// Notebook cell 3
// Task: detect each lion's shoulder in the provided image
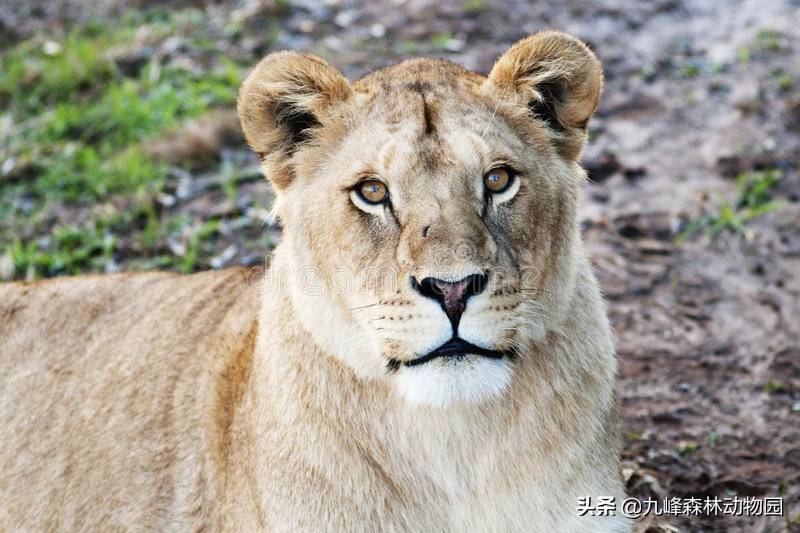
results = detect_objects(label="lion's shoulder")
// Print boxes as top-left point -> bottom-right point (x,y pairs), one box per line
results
0,268 -> 259,361
0,268 -> 260,529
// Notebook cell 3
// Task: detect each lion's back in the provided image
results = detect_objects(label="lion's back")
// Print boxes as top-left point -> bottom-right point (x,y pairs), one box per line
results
0,268 -> 260,530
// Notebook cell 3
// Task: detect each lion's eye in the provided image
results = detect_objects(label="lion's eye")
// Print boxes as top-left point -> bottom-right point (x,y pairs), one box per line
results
357,179 -> 388,204
483,167 -> 513,193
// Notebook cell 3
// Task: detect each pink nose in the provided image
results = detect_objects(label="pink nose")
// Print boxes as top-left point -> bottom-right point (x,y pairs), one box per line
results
411,273 -> 489,331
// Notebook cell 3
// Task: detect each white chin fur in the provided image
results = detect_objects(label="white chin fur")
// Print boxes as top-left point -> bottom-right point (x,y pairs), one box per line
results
395,356 -> 512,408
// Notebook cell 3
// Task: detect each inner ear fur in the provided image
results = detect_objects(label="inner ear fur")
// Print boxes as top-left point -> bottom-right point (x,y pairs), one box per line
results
487,31 -> 604,161
237,52 -> 351,189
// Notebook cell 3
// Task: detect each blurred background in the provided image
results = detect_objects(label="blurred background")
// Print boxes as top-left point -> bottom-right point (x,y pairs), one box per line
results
1,0 -> 798,530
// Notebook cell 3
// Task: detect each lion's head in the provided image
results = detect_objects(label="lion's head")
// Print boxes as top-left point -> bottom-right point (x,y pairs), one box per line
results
238,31 -> 603,408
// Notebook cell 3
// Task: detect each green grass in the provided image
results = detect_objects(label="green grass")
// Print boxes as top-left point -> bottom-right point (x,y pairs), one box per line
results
738,28 -> 785,63
462,0 -> 485,12
0,33 -> 118,115
678,441 -> 698,455
772,69 -> 795,91
220,158 -> 243,206
678,170 -> 788,242
764,380 -> 786,394
5,195 -> 230,279
2,36 -> 243,203
8,219 -> 116,279
680,63 -> 701,79
755,29 -> 783,51
0,7 -> 255,280
429,32 -> 462,52
181,219 -> 221,274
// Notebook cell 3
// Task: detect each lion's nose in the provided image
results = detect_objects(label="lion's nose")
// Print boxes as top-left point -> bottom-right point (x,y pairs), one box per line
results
410,273 -> 488,331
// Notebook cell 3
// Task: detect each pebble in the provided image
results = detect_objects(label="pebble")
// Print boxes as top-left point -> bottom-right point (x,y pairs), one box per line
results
370,23 -> 386,38
210,244 -> 238,269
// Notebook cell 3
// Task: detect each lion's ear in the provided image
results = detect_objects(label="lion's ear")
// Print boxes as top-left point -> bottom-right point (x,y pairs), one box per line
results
487,31 -> 603,161
237,52 -> 351,189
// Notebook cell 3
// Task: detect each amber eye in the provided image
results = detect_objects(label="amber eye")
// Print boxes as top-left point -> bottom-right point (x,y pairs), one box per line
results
357,179 -> 388,204
483,167 -> 513,193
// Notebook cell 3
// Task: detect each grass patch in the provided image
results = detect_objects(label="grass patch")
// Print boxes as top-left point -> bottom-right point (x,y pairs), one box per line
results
4,200 -> 230,279
463,0 -> 485,12
677,169 -> 788,242
755,28 -> 783,51
0,33 -> 119,115
181,219 -> 221,273
772,69 -> 795,91
429,32 -> 463,53
764,381 -> 786,394
8,220 -> 116,279
0,7 -> 255,280
677,441 -> 698,455
680,62 -> 702,79
2,36 -> 243,203
738,28 -> 785,63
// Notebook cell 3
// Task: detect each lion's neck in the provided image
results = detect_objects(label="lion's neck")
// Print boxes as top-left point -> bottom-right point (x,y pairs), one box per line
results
240,247 -> 618,518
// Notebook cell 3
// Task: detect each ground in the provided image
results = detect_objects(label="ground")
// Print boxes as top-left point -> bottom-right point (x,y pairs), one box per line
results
1,1 -> 798,531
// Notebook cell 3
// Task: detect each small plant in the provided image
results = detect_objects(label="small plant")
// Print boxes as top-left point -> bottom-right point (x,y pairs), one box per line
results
764,381 -> 786,394
429,32 -> 463,53
463,0 -> 484,12
755,29 -> 782,51
680,63 -> 701,79
626,431 -> 643,442
221,158 -> 241,206
677,169 -> 788,242
678,441 -> 698,455
775,71 -> 795,91
180,219 -> 220,273
738,28 -> 784,63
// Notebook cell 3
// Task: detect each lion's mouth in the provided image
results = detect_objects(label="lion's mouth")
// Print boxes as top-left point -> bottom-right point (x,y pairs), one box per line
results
388,338 -> 514,370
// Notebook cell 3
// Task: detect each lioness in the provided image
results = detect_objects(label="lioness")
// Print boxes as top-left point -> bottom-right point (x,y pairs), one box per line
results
0,32 -> 629,531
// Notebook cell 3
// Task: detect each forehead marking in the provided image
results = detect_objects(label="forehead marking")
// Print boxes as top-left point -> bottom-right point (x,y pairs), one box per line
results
420,93 -> 435,135
405,81 -> 433,94
404,81 -> 437,136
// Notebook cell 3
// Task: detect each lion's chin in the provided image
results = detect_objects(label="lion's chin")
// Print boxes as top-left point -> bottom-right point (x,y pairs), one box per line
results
394,355 -> 512,409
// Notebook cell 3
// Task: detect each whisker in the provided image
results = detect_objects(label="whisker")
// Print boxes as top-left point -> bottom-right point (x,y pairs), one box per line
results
350,302 -> 380,312
481,87 -> 507,139
517,309 -> 550,319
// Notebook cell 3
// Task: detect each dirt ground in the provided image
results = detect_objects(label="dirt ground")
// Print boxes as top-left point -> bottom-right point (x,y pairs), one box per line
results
2,0 -> 799,530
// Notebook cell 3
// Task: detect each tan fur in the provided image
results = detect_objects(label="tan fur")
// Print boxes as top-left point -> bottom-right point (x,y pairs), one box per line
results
1,32 -> 628,531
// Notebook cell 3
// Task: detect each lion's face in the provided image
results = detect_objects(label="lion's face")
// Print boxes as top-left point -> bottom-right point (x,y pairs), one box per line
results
239,32 -> 603,407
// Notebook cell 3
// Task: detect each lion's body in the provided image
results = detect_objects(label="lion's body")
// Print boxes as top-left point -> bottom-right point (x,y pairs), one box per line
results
1,32 -> 629,531
0,270 -> 258,530
0,261 -> 625,532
